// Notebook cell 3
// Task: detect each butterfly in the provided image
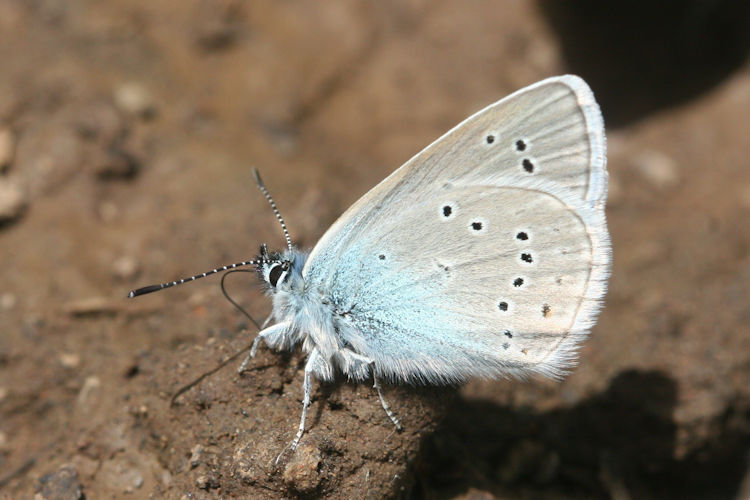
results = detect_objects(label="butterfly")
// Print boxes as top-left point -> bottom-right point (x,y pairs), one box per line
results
130,75 -> 610,460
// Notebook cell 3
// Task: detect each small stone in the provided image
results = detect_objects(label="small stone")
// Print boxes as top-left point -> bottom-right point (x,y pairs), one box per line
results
0,292 -> 16,310
0,177 -> 26,223
36,466 -> 84,500
93,148 -> 139,179
0,127 -> 15,171
189,444 -> 204,469
195,474 -> 220,490
59,352 -> 81,369
131,475 -> 144,490
158,469 -> 172,487
127,404 -> 149,418
633,150 -> 679,190
112,256 -> 139,280
193,0 -> 241,51
282,442 -> 322,494
114,82 -> 157,119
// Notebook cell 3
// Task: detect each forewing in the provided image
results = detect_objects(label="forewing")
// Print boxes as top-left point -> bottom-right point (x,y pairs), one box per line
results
306,76 -> 606,276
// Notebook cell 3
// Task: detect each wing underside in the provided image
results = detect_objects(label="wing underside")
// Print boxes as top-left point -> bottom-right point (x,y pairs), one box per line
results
303,76 -> 610,383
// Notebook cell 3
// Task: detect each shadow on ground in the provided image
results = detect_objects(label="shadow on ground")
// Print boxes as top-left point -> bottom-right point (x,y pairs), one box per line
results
417,370 -> 750,499
539,0 -> 750,127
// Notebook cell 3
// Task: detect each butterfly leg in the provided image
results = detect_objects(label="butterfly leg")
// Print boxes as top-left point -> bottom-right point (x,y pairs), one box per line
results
239,321 -> 291,374
276,348 -> 320,465
372,366 -> 403,431
260,312 -> 274,329
292,356 -> 314,449
339,349 -> 403,431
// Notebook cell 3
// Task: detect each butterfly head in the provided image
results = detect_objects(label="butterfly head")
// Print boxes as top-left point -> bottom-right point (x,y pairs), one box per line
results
257,243 -> 294,290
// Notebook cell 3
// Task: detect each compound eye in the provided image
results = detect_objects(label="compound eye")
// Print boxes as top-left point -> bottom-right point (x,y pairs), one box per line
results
268,263 -> 284,287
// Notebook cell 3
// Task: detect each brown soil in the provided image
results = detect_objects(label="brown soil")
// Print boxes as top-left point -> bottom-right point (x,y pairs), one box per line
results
1,1 -> 749,498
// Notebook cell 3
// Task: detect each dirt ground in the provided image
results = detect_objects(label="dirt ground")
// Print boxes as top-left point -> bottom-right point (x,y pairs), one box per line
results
1,1 -> 749,498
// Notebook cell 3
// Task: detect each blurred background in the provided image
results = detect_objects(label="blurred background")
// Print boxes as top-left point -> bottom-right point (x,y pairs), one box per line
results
1,1 -> 749,498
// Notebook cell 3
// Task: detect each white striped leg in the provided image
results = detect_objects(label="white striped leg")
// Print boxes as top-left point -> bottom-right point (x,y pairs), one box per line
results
372,365 -> 402,431
276,349 -> 318,465
340,350 -> 403,431
237,337 -> 260,374
291,362 -> 313,449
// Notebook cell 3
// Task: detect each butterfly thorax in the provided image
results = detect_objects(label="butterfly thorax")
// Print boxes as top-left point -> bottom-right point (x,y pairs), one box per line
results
256,245 -> 355,376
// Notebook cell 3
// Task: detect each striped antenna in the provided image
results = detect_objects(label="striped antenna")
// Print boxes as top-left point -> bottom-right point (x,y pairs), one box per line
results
253,168 -> 293,251
128,260 -> 259,298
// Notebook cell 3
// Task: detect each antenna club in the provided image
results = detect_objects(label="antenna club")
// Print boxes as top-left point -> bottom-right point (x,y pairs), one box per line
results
252,167 -> 264,187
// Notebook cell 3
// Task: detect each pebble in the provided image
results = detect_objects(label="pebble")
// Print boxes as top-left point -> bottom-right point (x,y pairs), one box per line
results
112,255 -> 139,280
0,292 -> 16,310
0,127 -> 15,171
0,177 -> 26,223
195,473 -> 220,490
36,466 -> 85,500
189,444 -> 204,469
282,442 -> 322,493
193,1 -> 240,51
633,150 -> 679,191
59,352 -> 81,369
93,147 -> 139,179
114,82 -> 157,119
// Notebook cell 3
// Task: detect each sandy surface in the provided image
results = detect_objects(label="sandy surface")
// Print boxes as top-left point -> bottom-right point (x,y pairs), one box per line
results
1,1 -> 749,498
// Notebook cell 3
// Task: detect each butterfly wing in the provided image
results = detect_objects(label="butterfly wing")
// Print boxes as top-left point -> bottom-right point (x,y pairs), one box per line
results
303,75 -> 610,383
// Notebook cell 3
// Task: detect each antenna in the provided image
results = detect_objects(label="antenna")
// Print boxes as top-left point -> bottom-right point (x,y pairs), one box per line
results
253,168 -> 293,251
128,260 -> 259,298
129,170 -> 291,298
